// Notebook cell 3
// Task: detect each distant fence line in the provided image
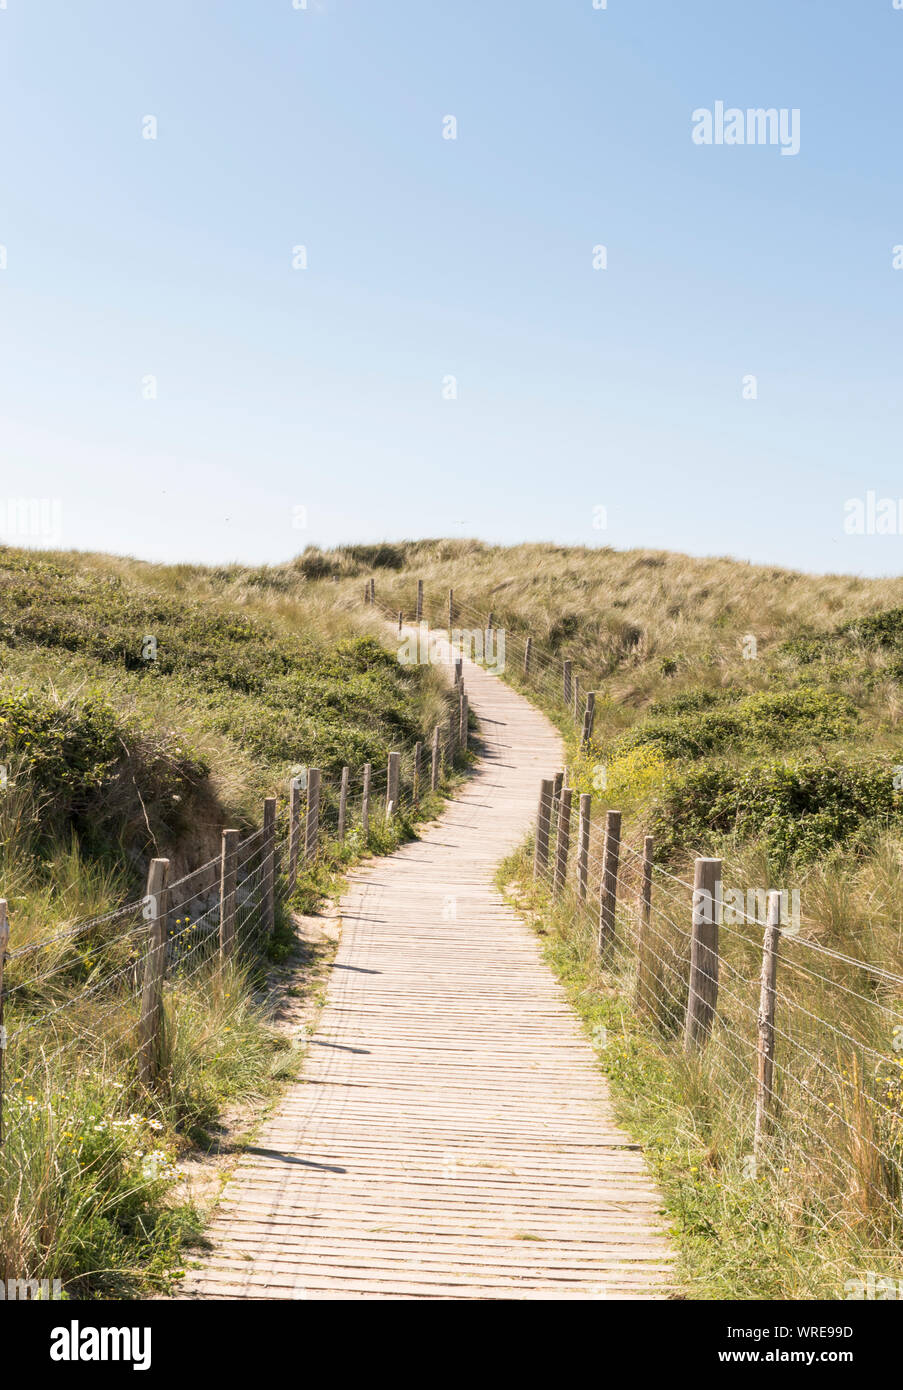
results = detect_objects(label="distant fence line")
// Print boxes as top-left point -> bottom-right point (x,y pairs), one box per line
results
364,574 -> 596,733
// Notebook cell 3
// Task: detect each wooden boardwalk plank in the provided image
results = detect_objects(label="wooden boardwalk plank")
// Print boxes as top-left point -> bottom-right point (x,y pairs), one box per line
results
178,655 -> 673,1300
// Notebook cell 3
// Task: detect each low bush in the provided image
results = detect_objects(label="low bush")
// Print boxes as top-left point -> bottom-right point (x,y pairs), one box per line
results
649,756 -> 901,862
0,690 -> 209,858
612,688 -> 857,763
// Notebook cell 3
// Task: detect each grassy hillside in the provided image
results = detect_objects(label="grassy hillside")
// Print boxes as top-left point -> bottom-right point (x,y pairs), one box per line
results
0,546 -> 454,1297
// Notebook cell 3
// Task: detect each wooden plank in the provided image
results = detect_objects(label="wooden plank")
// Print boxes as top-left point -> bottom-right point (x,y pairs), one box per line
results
413,742 -> 422,804
598,809 -> 621,956
533,779 -> 554,880
386,751 -> 401,818
431,727 -> 440,792
219,830 -> 240,960
262,797 -> 277,935
554,788 -> 572,893
361,763 -> 371,836
338,766 -> 349,842
138,858 -> 169,1089
577,793 -> 591,900
754,891 -> 782,1155
287,779 -> 302,888
684,857 -> 721,1051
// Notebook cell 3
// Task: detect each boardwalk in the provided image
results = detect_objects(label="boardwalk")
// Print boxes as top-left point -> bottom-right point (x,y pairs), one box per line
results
180,659 -> 673,1299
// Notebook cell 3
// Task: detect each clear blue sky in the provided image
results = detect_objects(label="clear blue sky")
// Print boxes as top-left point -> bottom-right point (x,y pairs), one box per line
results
1,0 -> 901,575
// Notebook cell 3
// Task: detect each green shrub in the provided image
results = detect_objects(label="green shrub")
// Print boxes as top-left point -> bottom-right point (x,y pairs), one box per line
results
613,688 -> 856,762
845,607 -> 903,651
780,634 -> 830,664
547,613 -> 582,649
781,607 -> 903,668
649,757 -> 902,862
289,547 -> 343,580
338,543 -> 407,570
0,691 -> 208,856
648,687 -> 737,717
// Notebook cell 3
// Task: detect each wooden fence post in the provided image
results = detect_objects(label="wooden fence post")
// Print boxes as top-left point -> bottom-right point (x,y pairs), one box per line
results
754,891 -> 782,1155
597,811 -> 622,955
577,794 -> 591,900
563,660 -> 572,707
398,610 -> 403,635
552,770 -> 563,818
338,766 -> 349,842
304,769 -> 321,863
458,687 -> 467,748
287,776 -> 302,889
138,857 -> 170,1090
448,588 -> 454,630
447,713 -> 456,763
262,797 -> 277,936
416,580 -> 423,622
219,829 -> 240,961
0,899 -> 9,1147
455,657 -> 463,686
413,742 -> 422,803
684,857 -> 722,1052
431,727 -> 440,791
369,577 -> 375,603
573,674 -> 580,724
554,788 -> 572,893
361,763 -> 371,836
461,692 -> 468,750
487,610 -> 494,632
524,637 -> 532,679
386,750 -> 400,817
634,835 -> 662,1022
364,582 -> 370,605
533,778 -> 554,880
581,692 -> 596,748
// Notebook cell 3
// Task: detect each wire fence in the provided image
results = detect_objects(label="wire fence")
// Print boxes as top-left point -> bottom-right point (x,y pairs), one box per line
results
0,681 -> 473,1139
528,775 -> 903,1262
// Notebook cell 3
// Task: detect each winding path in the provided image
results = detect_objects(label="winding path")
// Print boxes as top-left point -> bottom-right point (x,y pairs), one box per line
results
180,658 -> 673,1300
